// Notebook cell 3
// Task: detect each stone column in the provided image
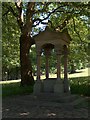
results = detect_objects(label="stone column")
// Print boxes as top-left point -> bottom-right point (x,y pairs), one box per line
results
63,45 -> 70,93
37,51 -> 41,81
54,48 -> 64,94
56,51 -> 61,80
45,49 -> 51,79
33,49 -> 42,94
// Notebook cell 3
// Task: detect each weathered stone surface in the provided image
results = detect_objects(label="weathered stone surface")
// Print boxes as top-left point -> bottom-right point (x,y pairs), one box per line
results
43,79 -> 56,92
54,80 -> 64,94
33,80 -> 43,94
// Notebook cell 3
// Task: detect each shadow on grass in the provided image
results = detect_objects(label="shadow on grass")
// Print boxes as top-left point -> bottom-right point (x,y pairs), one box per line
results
69,71 -> 83,74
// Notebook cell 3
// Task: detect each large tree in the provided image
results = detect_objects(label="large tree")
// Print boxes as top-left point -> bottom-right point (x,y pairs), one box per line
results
2,2 -> 90,86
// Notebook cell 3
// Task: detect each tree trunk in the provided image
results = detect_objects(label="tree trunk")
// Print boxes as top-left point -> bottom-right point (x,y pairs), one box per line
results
20,34 -> 34,86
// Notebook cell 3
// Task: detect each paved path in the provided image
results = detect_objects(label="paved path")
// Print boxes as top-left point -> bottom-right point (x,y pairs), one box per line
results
2,93 -> 89,118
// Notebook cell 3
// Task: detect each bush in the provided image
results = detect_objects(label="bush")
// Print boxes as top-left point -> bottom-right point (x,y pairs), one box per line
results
69,76 -> 90,96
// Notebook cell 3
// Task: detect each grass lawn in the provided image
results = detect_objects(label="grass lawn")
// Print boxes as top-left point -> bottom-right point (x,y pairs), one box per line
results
2,83 -> 33,97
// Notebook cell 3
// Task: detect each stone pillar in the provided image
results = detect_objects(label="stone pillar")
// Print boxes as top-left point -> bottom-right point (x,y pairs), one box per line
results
37,51 -> 41,80
33,49 -> 42,94
45,49 -> 51,79
56,51 -> 61,80
63,45 -> 70,93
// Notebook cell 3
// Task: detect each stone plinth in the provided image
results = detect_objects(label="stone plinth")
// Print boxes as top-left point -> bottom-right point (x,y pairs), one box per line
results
54,80 -> 64,94
33,80 -> 43,95
33,78 -> 64,94
43,79 -> 56,92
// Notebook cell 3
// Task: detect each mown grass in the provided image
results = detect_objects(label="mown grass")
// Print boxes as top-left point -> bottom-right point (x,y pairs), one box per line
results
2,76 -> 90,97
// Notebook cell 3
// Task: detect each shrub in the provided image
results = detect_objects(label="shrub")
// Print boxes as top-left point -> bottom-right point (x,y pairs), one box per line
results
69,76 -> 90,96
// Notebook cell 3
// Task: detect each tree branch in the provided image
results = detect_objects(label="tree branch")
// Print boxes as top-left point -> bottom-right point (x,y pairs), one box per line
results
33,5 -> 64,26
34,2 -> 51,14
32,5 -> 75,29
2,3 -> 18,18
15,0 -> 24,31
22,2 -> 35,35
9,5 -> 18,18
3,2 -> 24,31
3,10 -> 9,17
72,17 -> 83,45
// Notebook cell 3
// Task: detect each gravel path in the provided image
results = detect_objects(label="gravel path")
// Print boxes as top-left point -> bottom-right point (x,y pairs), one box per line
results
2,93 -> 89,118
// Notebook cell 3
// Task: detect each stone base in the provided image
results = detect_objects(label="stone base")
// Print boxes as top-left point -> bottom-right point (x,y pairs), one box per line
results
43,79 -> 56,92
33,79 -> 65,94
54,80 -> 64,94
63,79 -> 71,93
33,80 -> 43,95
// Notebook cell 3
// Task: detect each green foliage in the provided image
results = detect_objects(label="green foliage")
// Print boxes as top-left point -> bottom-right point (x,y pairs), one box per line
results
68,17 -> 89,66
50,15 -> 89,71
49,3 -> 90,71
69,76 -> 90,96
2,4 -> 20,79
2,4 -> 20,69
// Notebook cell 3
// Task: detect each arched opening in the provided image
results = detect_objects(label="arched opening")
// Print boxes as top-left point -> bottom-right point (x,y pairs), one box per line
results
41,43 -> 55,80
